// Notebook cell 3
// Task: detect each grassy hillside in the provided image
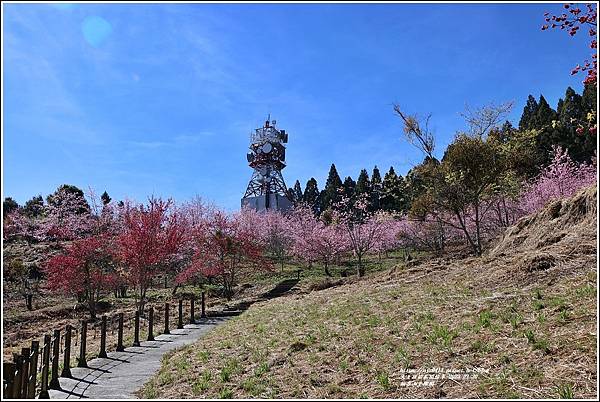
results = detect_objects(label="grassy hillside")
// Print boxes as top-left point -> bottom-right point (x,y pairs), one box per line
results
140,187 -> 597,399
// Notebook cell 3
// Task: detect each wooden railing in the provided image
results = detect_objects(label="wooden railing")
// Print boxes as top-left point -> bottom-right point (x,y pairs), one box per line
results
2,293 -> 207,399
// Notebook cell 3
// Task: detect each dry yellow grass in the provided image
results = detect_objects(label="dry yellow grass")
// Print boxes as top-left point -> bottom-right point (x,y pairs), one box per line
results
140,187 -> 598,399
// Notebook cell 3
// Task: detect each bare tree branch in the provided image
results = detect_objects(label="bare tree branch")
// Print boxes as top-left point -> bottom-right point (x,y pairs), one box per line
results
461,101 -> 514,138
393,104 -> 435,159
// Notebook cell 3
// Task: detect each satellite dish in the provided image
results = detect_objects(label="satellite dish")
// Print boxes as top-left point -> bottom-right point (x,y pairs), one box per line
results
262,143 -> 273,153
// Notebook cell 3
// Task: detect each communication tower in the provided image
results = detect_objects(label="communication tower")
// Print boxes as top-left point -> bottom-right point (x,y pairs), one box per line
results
241,116 -> 293,211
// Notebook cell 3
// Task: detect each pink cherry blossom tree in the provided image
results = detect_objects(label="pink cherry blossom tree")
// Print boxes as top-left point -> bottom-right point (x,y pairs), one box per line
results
259,209 -> 294,271
289,206 -> 351,276
115,197 -> 188,313
41,188 -> 95,242
44,235 -> 114,318
520,146 -> 596,213
336,194 -> 389,277
178,209 -> 269,300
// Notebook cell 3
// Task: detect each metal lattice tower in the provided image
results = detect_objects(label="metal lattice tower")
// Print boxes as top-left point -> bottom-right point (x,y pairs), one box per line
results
241,116 -> 293,211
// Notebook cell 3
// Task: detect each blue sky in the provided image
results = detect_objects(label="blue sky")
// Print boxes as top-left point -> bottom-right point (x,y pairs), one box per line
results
3,2 -> 593,210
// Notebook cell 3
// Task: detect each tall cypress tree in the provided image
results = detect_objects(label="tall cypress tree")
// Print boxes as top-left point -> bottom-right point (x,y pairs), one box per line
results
536,86 -> 593,164
381,166 -> 405,212
518,95 -> 539,131
101,191 -> 112,206
559,87 -> 585,123
303,178 -> 321,215
320,164 -> 343,211
354,169 -> 371,210
342,176 -> 356,205
293,180 -> 303,204
370,166 -> 383,211
533,95 -> 557,129
355,169 -> 371,196
582,83 -> 597,113
556,98 -> 564,114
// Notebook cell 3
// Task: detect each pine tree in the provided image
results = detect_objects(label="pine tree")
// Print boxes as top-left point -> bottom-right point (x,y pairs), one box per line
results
303,178 -> 321,215
320,164 -> 343,211
518,95 -> 539,130
559,87 -> 585,124
355,169 -> 371,196
533,95 -> 557,128
101,191 -> 112,206
381,167 -> 405,212
342,176 -> 355,200
23,195 -> 44,218
582,83 -> 597,113
556,98 -> 564,116
293,180 -> 303,203
493,120 -> 515,144
537,86 -> 594,165
3,197 -> 19,217
370,166 -> 383,211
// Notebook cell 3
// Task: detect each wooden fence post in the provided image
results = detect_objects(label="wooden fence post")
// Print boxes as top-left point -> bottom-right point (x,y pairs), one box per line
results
12,354 -> 24,398
99,316 -> 107,358
61,324 -> 72,377
133,311 -> 140,347
147,307 -> 154,341
116,313 -> 125,351
3,362 -> 15,399
49,329 -> 60,389
178,299 -> 183,329
27,341 -> 39,398
77,320 -> 87,368
38,335 -> 51,398
20,348 -> 30,398
190,297 -> 195,324
201,291 -> 206,318
164,303 -> 170,334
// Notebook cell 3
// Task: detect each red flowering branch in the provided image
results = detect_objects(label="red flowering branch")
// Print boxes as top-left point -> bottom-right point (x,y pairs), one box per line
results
542,3 -> 598,85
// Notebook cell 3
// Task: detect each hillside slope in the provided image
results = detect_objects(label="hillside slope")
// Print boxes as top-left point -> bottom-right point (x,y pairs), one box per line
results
141,186 -> 597,399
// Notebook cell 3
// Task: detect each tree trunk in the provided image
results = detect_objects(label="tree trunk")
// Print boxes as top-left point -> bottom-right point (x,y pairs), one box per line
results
88,296 -> 96,320
138,285 -> 148,316
357,254 -> 365,277
26,294 -> 33,311
324,261 -> 332,277
474,204 -> 482,256
455,211 -> 479,256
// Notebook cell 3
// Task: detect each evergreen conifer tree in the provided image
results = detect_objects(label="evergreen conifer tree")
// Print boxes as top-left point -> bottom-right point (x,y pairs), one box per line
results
303,178 -> 321,215
320,164 -> 343,211
533,95 -> 557,128
355,169 -> 371,196
381,166 -> 405,212
370,166 -> 383,211
293,180 -> 303,204
101,191 -> 112,206
518,95 -> 539,130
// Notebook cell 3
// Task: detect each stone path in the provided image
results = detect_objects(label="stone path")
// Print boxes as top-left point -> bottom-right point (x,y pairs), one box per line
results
48,317 -> 228,399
